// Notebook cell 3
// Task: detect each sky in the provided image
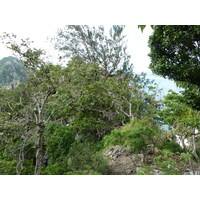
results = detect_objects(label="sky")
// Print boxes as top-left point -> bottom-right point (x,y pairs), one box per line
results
125,26 -> 153,73
0,0 -> 156,73
0,20 -> 178,94
0,11 -> 179,95
0,23 -> 153,73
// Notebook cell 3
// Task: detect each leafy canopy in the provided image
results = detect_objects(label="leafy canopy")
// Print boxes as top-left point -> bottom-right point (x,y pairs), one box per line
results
149,25 -> 200,87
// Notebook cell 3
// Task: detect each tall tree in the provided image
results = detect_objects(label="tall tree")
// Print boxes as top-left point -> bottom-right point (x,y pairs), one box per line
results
50,58 -> 160,137
0,33 -> 69,174
54,25 -> 133,78
0,29 -> 162,175
149,25 -> 200,87
148,26 -> 200,113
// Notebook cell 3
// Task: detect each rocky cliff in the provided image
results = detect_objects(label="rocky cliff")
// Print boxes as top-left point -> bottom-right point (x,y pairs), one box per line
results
0,56 -> 26,88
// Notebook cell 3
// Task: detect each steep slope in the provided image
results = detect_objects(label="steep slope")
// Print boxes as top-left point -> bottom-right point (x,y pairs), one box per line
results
0,56 -> 26,88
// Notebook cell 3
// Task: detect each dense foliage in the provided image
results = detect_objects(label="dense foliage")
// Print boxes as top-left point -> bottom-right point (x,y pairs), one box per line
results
149,25 -> 200,87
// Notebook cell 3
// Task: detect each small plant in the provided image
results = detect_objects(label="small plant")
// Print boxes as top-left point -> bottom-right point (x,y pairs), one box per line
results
67,135 -> 109,174
103,129 -> 124,147
155,150 -> 181,175
180,153 -> 192,161
64,170 -> 101,175
158,140 -> 184,153
136,167 -> 153,175
103,118 -> 160,154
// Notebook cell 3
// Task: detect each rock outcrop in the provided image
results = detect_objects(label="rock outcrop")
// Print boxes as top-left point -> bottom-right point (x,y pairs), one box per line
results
104,145 -> 155,175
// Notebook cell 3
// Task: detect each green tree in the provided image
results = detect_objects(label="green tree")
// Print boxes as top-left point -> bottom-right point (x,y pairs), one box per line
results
0,28 -> 163,175
0,87 -> 36,174
160,91 -> 200,157
148,26 -> 200,161
51,58 -> 160,137
0,33 -> 71,174
149,25 -> 200,87
54,25 -> 133,79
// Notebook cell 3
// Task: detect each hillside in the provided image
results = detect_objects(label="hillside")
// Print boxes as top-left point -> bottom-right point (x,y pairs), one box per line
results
0,56 -> 26,88
1,25 -> 200,176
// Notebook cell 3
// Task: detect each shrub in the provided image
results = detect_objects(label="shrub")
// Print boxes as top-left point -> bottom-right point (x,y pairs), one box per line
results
64,170 -> 101,175
158,140 -> 184,153
154,150 -> 181,175
44,122 -> 75,161
124,127 -> 154,153
103,130 -> 124,147
136,167 -> 153,175
66,135 -> 109,174
0,159 -> 17,175
103,118 -> 161,154
41,159 -> 68,175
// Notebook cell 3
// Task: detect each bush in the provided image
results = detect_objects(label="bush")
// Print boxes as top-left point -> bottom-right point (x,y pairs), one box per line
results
64,170 -> 101,175
136,167 -> 153,175
158,140 -> 184,153
0,159 -> 17,175
42,159 -> 68,175
66,135 -> 109,174
124,127 -> 154,153
44,122 -> 75,161
103,118 -> 160,154
154,150 -> 181,175
103,130 -> 124,147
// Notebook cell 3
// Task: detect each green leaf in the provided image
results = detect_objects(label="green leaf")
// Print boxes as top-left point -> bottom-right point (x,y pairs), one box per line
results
138,25 -> 146,33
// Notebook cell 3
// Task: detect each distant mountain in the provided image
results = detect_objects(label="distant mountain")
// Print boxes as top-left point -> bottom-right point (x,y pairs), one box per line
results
0,56 -> 26,88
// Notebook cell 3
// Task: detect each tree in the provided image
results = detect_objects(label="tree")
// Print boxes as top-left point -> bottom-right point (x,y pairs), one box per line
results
138,25 -> 154,32
54,25 -> 161,133
0,33 -> 70,174
54,25 -> 133,79
175,82 -> 200,111
149,25 -> 200,87
160,91 -> 200,157
50,57 -> 160,137
0,86 -> 36,174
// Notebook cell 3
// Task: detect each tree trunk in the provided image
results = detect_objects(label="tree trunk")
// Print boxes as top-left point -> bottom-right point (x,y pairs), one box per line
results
180,136 -> 186,150
192,129 -> 198,159
34,125 -> 45,175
